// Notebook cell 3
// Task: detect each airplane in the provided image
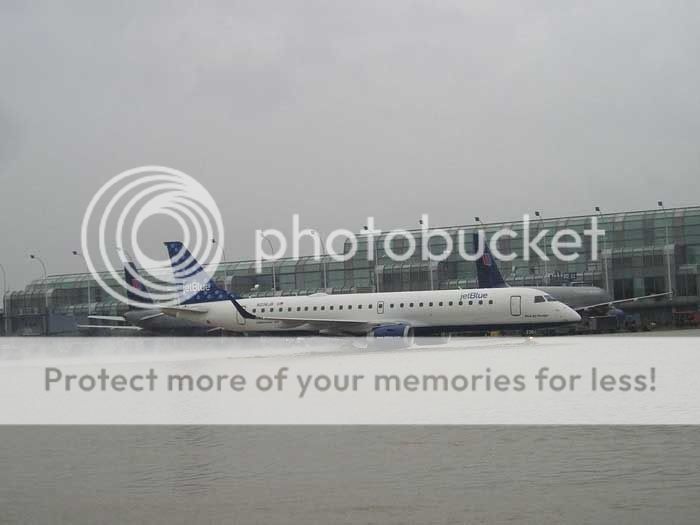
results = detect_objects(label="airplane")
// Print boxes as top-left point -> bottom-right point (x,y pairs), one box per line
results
473,234 -> 671,318
159,241 -> 582,338
78,262 -> 216,336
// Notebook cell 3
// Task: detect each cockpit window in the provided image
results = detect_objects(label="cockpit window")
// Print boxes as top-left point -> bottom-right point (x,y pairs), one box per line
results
544,295 -> 557,302
534,295 -> 546,303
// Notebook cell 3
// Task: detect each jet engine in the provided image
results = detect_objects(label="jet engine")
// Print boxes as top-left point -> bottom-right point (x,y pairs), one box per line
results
366,324 -> 414,348
371,324 -> 414,338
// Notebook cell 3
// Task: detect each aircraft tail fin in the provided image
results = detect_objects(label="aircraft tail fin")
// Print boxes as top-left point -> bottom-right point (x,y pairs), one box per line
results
164,241 -> 255,318
474,233 -> 508,288
124,262 -> 154,308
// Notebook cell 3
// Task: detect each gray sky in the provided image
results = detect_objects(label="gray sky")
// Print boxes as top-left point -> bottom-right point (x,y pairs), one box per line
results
1,1 -> 699,289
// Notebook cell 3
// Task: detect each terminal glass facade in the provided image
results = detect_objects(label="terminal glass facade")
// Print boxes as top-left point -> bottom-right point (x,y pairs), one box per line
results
5,206 -> 700,334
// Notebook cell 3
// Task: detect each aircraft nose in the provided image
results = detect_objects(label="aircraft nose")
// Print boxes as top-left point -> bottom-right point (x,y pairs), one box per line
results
567,308 -> 582,323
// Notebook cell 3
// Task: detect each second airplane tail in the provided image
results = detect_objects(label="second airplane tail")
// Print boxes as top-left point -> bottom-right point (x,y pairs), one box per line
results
124,261 -> 154,308
474,233 -> 508,288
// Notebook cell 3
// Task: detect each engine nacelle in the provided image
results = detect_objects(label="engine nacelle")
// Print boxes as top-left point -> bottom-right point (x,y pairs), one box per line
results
371,324 -> 413,338
609,307 -> 626,320
366,324 -> 414,349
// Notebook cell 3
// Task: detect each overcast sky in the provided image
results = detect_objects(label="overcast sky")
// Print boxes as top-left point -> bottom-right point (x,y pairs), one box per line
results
1,1 -> 699,289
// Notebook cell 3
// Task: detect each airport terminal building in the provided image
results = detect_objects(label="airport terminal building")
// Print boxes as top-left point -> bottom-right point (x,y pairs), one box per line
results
4,205 -> 700,335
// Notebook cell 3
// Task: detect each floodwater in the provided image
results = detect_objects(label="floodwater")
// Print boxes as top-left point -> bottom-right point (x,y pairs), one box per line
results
1,333 -> 700,522
1,426 -> 700,524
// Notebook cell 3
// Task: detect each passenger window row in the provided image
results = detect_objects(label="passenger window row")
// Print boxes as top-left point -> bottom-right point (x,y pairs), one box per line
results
251,299 -> 494,314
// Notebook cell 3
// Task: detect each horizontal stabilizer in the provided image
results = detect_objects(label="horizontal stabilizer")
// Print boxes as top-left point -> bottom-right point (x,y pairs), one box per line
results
87,315 -> 127,322
137,312 -> 165,322
160,306 -> 210,317
77,324 -> 143,331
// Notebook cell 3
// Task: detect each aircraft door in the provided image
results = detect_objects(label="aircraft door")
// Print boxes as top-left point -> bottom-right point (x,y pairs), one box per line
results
377,301 -> 384,314
510,296 -> 522,316
236,310 -> 246,325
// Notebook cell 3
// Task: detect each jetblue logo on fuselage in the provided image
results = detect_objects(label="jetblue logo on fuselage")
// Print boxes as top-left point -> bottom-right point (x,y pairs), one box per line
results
461,291 -> 489,300
182,282 -> 212,293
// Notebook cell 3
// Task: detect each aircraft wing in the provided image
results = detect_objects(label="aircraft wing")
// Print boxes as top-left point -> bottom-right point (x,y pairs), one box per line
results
255,314 -> 412,335
576,292 -> 672,313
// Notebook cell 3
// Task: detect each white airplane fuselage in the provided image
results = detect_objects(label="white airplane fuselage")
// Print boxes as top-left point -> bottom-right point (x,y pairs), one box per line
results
168,287 -> 581,335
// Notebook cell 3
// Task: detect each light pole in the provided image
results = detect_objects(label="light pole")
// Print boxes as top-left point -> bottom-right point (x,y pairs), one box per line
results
261,235 -> 277,292
510,265 -> 520,280
72,250 -> 92,315
418,219 -> 434,290
658,201 -> 673,296
595,206 -> 610,293
363,225 -> 380,292
0,263 -> 7,336
309,230 -> 328,290
534,211 -> 548,283
29,254 -> 48,335
211,238 -> 228,291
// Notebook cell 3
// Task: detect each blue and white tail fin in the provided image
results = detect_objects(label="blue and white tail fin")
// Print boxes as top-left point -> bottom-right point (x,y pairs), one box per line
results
124,262 -> 154,308
164,241 -> 255,318
473,233 -> 508,288
164,241 -> 232,304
